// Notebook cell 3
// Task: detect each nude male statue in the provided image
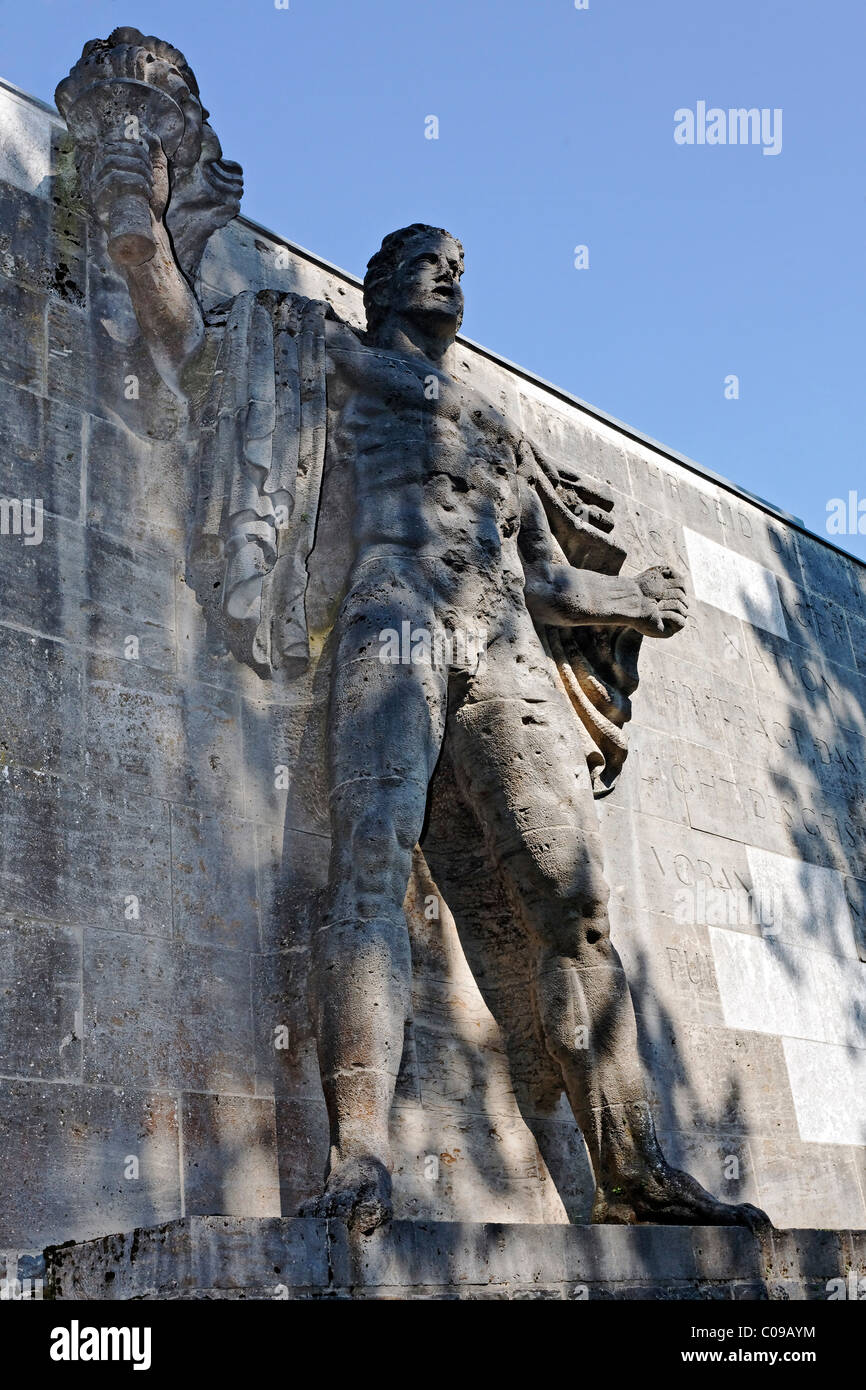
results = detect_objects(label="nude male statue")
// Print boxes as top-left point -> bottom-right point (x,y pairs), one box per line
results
83,110 -> 768,1236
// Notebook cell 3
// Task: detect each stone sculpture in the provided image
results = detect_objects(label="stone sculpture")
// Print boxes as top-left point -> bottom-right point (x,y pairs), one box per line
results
58,28 -> 770,1234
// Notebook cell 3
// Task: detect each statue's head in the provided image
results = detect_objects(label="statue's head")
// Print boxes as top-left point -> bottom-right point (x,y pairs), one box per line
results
364,224 -> 464,341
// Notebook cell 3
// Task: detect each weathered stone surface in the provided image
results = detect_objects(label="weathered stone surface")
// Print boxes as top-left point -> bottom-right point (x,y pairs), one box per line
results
0,514 -> 176,669
749,1137 -> 866,1230
44,1215 -> 866,1301
182,1094 -> 280,1218
0,274 -> 44,392
0,915 -> 81,1080
0,178 -> 84,303
170,805 -> 259,952
0,379 -> 82,519
82,656 -> 244,810
82,931 -> 255,1092
683,527 -> 788,639
1,1081 -> 180,1249
0,770 -> 172,935
0,83 -> 54,199
85,418 -> 187,553
46,1216 -> 328,1300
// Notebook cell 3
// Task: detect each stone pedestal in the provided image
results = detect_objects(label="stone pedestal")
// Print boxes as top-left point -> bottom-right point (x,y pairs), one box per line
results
43,1217 -> 866,1301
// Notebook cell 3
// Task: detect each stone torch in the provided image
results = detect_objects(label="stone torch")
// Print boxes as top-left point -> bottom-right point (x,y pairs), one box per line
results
56,30 -> 204,267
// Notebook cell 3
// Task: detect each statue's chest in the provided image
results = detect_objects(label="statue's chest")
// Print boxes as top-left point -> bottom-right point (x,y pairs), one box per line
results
328,348 -> 516,497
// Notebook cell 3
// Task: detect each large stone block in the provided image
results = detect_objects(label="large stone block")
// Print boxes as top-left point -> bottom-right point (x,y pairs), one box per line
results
82,657 -> 245,811
170,804 -> 259,953
750,1136 -> 866,1231
794,529 -> 864,617
0,514 -> 176,670
0,177 -> 84,303
0,915 -> 81,1081
0,387 -> 83,521
0,770 -> 172,935
0,273 -> 44,393
780,1039 -> 866,1146
82,931 -> 255,1092
0,1080 -> 180,1249
182,1094 -> 280,1217
683,527 -> 788,639
85,418 -> 188,554
639,1016 -> 799,1146
0,626 -> 84,776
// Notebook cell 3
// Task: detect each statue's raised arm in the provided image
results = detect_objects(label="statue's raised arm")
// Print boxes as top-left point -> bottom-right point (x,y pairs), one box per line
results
55,27 -> 243,395
55,28 -> 328,679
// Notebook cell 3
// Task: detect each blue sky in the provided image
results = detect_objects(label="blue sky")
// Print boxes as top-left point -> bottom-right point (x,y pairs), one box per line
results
3,0 -> 864,559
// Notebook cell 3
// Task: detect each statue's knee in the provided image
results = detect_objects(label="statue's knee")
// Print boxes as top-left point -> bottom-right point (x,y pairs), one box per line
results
315,913 -> 412,977
328,800 -> 420,915
354,832 -> 404,889
335,788 -> 422,856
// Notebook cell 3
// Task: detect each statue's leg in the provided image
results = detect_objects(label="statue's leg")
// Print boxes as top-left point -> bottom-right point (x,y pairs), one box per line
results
302,575 -> 447,1232
449,682 -> 770,1230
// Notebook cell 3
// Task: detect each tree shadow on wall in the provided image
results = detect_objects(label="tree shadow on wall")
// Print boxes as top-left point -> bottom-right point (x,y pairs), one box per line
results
724,533 -> 866,1164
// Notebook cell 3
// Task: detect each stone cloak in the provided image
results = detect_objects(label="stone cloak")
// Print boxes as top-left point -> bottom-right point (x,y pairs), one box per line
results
188,288 -> 329,676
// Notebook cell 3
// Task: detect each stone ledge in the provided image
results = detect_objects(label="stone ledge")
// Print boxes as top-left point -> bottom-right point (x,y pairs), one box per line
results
42,1218 -> 866,1301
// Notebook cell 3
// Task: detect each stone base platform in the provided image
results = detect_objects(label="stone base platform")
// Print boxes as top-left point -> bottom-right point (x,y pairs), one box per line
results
43,1218 -> 866,1300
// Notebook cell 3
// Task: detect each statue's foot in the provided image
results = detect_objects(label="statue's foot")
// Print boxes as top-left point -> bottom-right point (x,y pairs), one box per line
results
592,1159 -> 771,1234
299,1155 -> 393,1234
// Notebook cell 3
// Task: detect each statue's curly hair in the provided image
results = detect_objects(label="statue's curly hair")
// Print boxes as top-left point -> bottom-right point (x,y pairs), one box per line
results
363,224 -> 464,336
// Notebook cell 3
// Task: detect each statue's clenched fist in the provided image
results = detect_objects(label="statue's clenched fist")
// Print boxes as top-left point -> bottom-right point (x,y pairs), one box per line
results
633,565 -> 689,638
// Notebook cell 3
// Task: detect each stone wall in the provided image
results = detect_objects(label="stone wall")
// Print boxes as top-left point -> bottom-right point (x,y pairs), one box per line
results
1,76 -> 865,1261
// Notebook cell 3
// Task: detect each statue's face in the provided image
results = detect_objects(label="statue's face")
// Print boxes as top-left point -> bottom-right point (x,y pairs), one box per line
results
390,234 -> 464,334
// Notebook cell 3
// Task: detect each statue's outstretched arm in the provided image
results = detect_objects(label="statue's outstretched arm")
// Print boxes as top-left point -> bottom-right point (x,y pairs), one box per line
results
518,473 -> 688,638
